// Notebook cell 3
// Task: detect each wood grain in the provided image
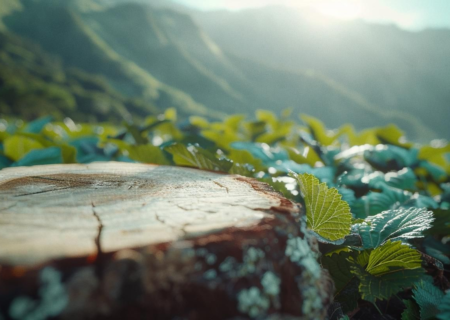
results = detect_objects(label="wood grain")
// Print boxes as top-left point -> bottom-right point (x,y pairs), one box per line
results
0,162 -> 333,320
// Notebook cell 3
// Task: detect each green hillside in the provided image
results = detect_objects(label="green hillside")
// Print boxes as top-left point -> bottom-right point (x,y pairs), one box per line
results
0,0 -> 442,141
2,0 -> 213,119
194,6 -> 450,140
0,31 -> 160,122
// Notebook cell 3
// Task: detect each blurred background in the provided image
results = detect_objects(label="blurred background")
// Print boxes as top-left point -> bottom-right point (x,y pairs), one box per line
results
0,0 -> 449,142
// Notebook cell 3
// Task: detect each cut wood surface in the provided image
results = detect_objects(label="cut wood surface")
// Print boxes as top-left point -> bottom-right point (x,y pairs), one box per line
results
0,162 -> 333,320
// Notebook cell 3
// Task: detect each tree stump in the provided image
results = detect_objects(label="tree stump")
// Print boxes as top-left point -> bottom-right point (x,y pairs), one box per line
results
0,162 -> 333,320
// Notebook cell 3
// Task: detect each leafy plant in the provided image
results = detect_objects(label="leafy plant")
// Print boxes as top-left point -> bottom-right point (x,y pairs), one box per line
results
0,111 -> 449,319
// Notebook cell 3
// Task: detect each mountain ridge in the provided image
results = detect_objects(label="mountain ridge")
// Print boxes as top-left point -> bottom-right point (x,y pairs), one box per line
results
0,0 -> 445,141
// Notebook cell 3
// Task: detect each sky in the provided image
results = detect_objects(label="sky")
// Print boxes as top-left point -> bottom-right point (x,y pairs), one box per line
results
173,0 -> 450,31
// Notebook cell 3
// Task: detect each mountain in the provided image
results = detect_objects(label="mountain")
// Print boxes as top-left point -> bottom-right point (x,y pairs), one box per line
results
0,31 -> 161,122
0,0 -> 444,141
193,6 -> 450,140
1,0 -> 213,121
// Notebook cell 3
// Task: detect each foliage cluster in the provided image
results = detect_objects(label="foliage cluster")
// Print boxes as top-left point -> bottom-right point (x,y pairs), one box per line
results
0,110 -> 449,319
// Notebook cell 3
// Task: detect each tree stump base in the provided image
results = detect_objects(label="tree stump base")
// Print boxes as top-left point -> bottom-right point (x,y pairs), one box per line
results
0,162 -> 332,319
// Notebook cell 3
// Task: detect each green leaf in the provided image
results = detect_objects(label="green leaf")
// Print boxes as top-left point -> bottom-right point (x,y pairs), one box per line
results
301,114 -> 341,146
401,300 -> 420,320
437,290 -> 450,320
351,188 -> 411,219
110,139 -> 169,165
351,263 -> 425,302
12,147 -> 63,167
413,279 -> 445,320
4,135 -> 45,161
321,251 -> 360,312
354,208 -> 434,249
366,240 -> 422,276
291,173 -> 351,241
384,168 -> 418,191
165,143 -> 232,172
22,116 -> 53,134
226,149 -> 264,172
375,124 -> 413,149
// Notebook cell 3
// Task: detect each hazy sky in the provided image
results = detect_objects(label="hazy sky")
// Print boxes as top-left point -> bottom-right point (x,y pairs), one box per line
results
174,0 -> 450,31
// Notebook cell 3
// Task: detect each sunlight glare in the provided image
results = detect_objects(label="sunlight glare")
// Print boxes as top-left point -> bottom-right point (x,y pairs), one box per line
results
315,0 -> 362,20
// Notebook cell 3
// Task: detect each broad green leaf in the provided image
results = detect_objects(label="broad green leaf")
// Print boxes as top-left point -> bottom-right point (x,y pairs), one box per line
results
4,133 -> 76,163
164,107 -> 177,121
165,143 -> 232,172
0,154 -> 12,169
413,279 -> 445,320
364,145 -> 418,170
375,124 -> 413,149
301,114 -> 341,146
12,147 -> 63,167
22,116 -> 53,134
231,142 -> 289,165
384,168 -> 418,191
419,143 -> 450,160
351,190 -> 410,219
110,139 -> 168,165
4,135 -> 45,161
354,208 -> 433,249
189,116 -> 209,129
256,110 -> 278,129
226,149 -> 264,172
419,161 -> 447,182
366,240 -> 422,276
292,172 -> 351,241
351,263 -> 425,302
286,146 -> 321,167
321,251 -> 360,312
229,163 -> 254,176
437,291 -> 450,320
401,300 -> 420,320
224,114 -> 245,132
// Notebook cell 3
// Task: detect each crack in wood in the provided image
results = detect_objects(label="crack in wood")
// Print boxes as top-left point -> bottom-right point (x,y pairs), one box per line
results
13,186 -> 74,197
212,180 -> 229,193
91,202 -> 105,278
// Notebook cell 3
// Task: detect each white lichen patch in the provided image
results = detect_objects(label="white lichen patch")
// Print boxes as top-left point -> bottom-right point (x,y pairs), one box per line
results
285,237 -> 321,280
237,287 -> 270,318
301,287 -> 323,314
261,271 -> 281,296
203,269 -> 217,280
285,236 -> 324,318
205,253 -> 217,265
242,247 -> 265,274
219,256 -> 237,273
9,267 -> 68,320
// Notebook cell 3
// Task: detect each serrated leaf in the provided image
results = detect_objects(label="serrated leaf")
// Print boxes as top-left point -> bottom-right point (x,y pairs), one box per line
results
351,191 -> 409,219
413,279 -> 445,320
351,263 -> 425,303
354,208 -> 434,249
165,143 -> 232,172
437,290 -> 450,320
366,240 -> 422,276
291,173 -> 351,241
402,300 -> 420,320
321,251 -> 360,312
384,168 -> 418,191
